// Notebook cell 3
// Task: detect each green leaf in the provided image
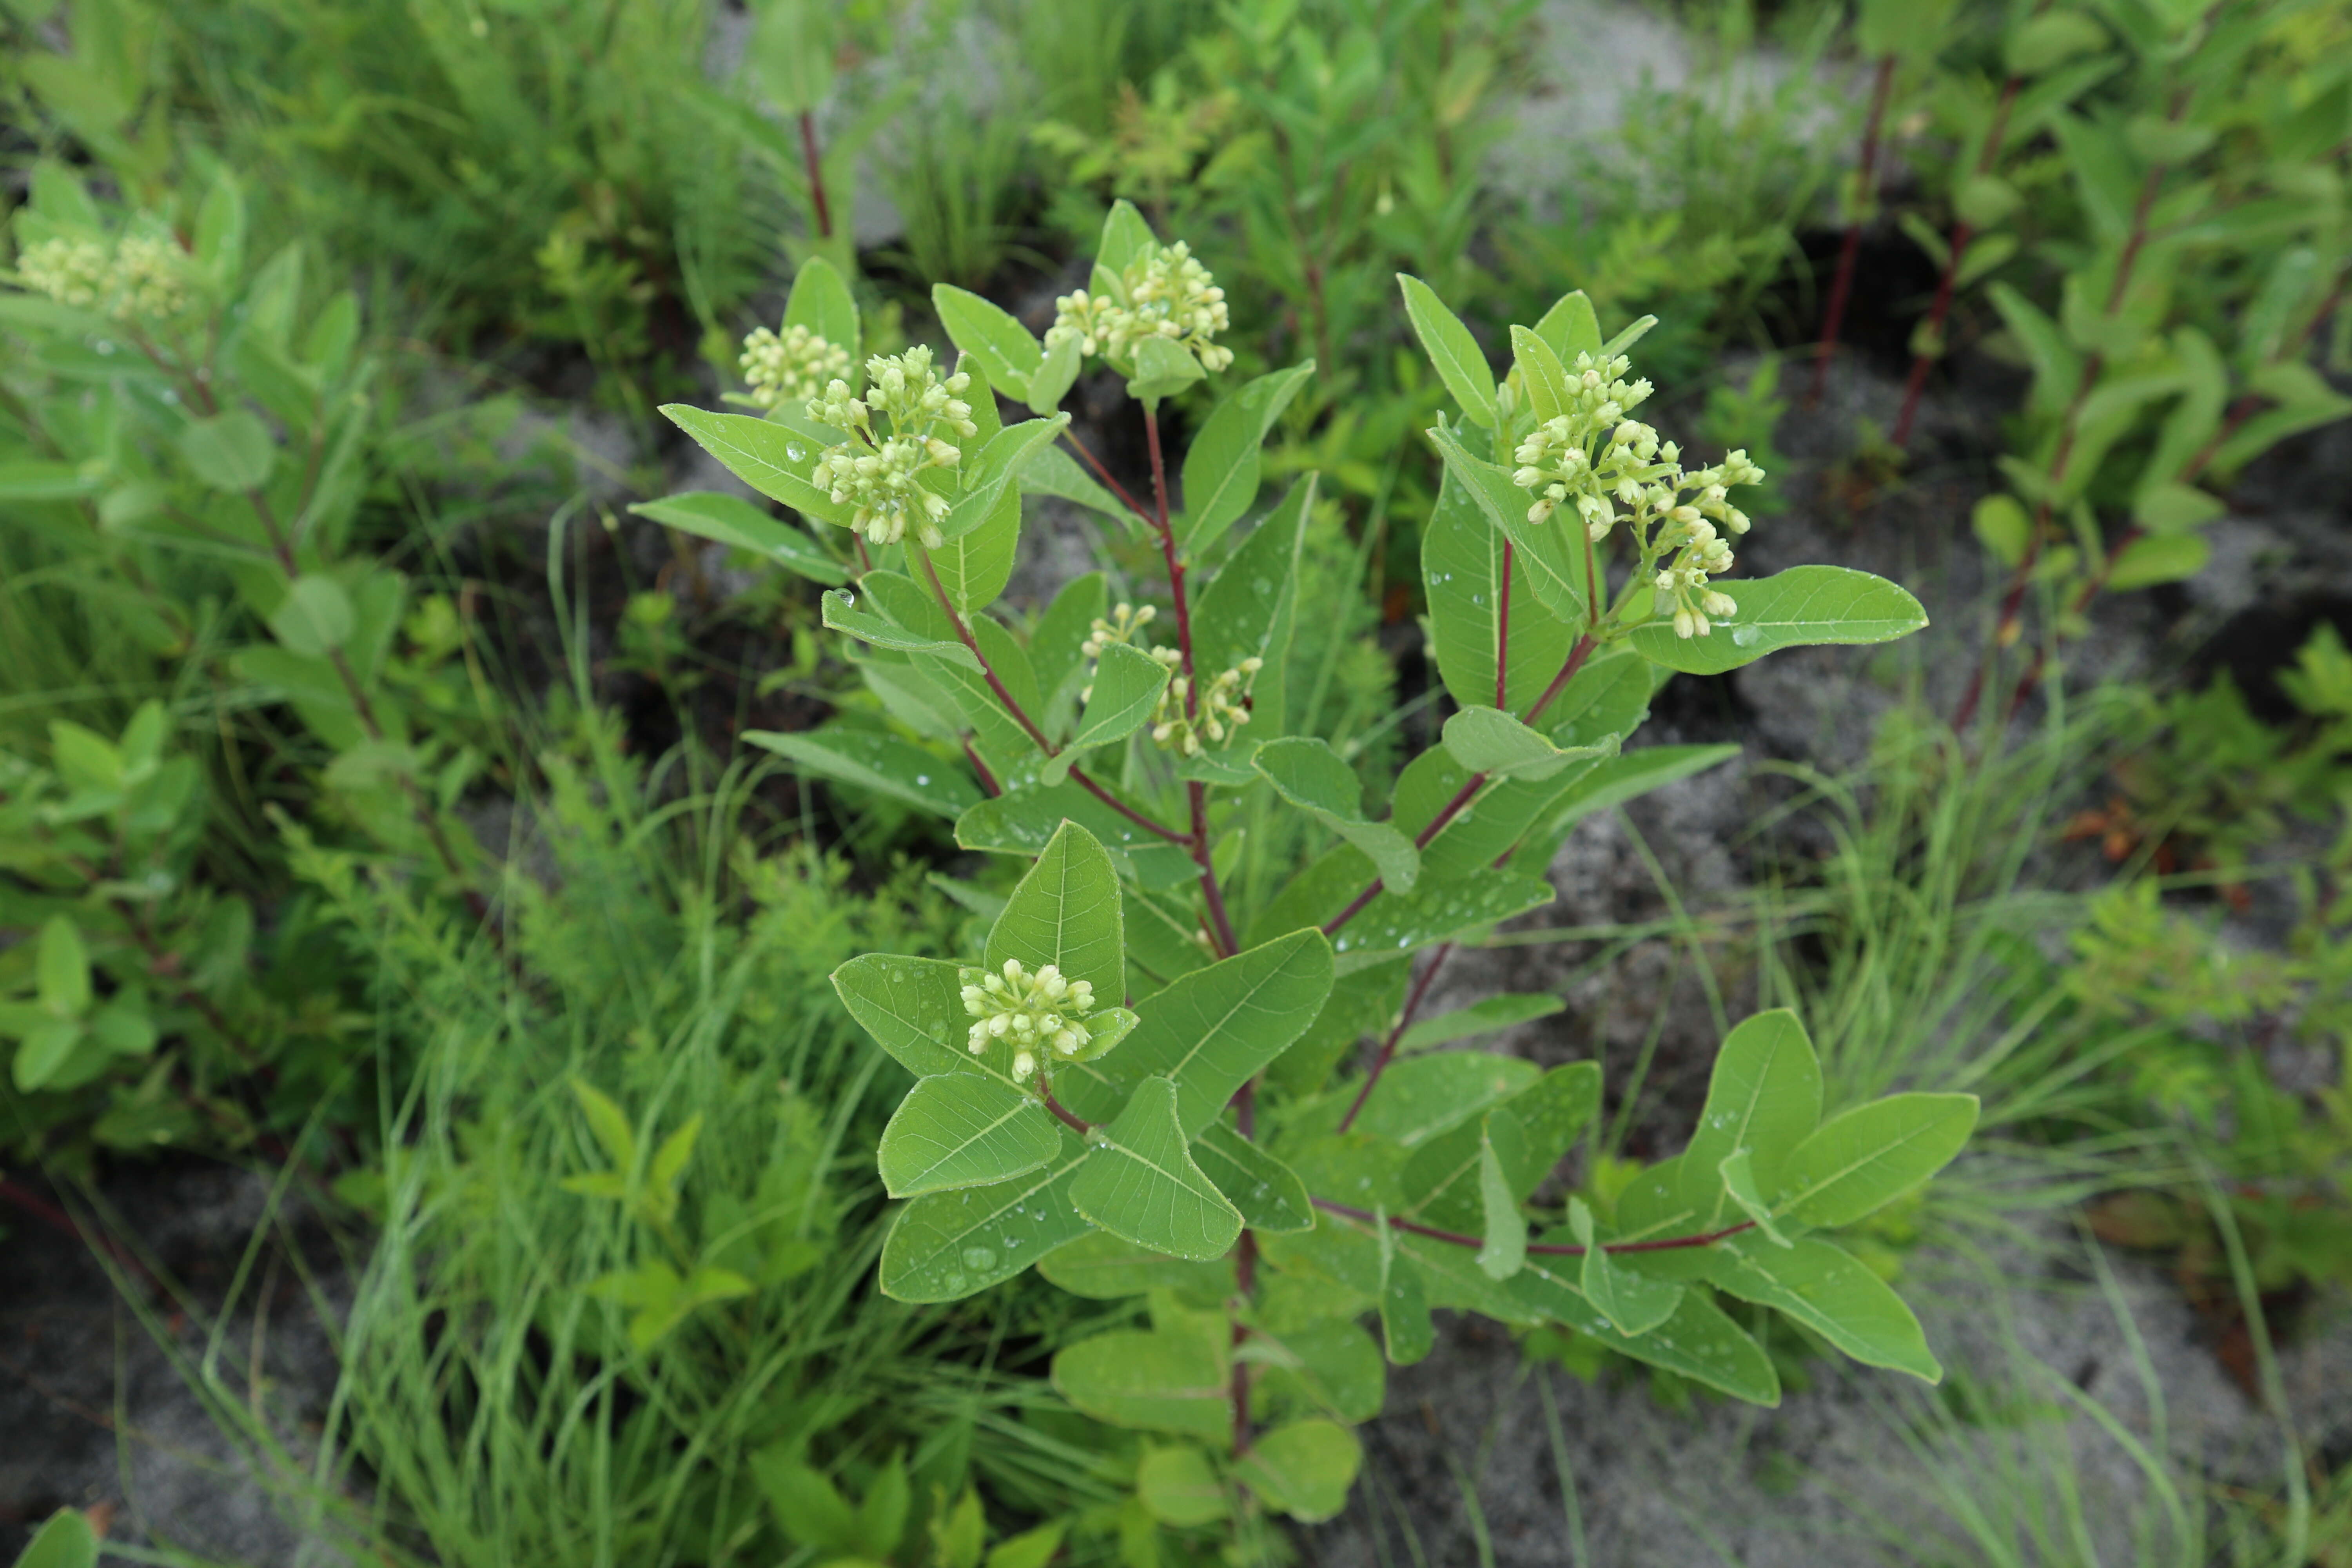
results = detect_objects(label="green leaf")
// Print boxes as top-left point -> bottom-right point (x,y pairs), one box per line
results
1253,737 -> 1420,892
1139,1445 -> 1230,1525
1058,930 -> 1334,1134
985,819 -> 1125,1002
1509,746 -> 1742,870
856,1454 -> 911,1559
1070,1078 -> 1244,1261
752,1448 -> 862,1553
1054,1324 -> 1229,1440
926,483 -> 1025,627
1327,870 -> 1555,975
12,1020 -> 84,1091
569,1078 -> 637,1171
660,405 -> 841,520
880,1129 -> 1095,1300
1428,425 -> 1588,624
2105,532 -> 2210,592
1570,1197 -> 1682,1334
0,461 -> 100,501
1476,1121 -> 1528,1281
832,954 -> 995,1079
938,416 -> 1070,541
1510,325 -> 1573,424
1194,1121 -> 1314,1233
1020,443 -> 1125,520
1421,465 -> 1573,714
1178,361 -> 1316,550
1193,474 -> 1313,731
1441,705 -> 1617,782
1038,1230 -> 1235,1301
1715,1149 -> 1792,1246
1375,1218 -> 1435,1364
1355,1053 -> 1539,1148
822,588 -> 984,670
1397,274 -> 1494,428
1772,1093 -> 1979,1229
1095,199 -> 1159,280
266,574 -> 355,658
933,284 -> 1043,398
744,729 -> 978,818
35,915 -> 90,1018
1047,641 -> 1169,782
1510,1256 -> 1780,1405
15,1509 -> 99,1568
650,1114 -> 702,1192
879,1074 -> 1063,1198
1400,993 -> 1564,1052
1681,1009 -> 1822,1229
1030,570 -> 1109,712
1597,314 -> 1659,359
1028,330 -> 1082,415
782,255 -> 859,370
1234,1419 -> 1361,1522
629,492 -> 848,584
1531,289 -> 1602,365
1628,565 -> 1928,675
178,411 -> 275,491
956,782 -> 1197,887
1128,335 -> 1207,404
1701,1232 -> 1942,1381
986,1523 -> 1067,1568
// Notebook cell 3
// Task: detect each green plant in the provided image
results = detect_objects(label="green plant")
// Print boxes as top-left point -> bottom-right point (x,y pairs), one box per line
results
1863,0 -> 2352,723
646,202 -> 1979,1555
0,163 -> 505,1156
5,1510 -> 95,1568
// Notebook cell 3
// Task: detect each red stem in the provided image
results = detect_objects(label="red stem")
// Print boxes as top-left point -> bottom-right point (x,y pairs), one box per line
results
1893,64 -> 2031,448
1312,1198 -> 1757,1257
1957,136 -> 2178,730
1813,55 -> 1898,405
1336,943 -> 1453,1133
1058,429 -> 1159,530
1232,1227 -> 1258,1454
1073,767 -> 1189,843
1190,780 -> 1241,956
1522,632 -> 1597,728
1039,1082 -> 1091,1135
798,110 -> 833,240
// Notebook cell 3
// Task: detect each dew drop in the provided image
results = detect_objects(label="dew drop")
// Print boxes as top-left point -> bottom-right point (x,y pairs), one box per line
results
943,1272 -> 967,1292
94,339 -> 116,355
962,1245 -> 998,1272
1730,623 -> 1761,648
786,441 -> 809,462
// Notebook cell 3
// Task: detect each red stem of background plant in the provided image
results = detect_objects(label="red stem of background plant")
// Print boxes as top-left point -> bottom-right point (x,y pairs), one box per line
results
1955,139 -> 2178,730
1336,943 -> 1454,1133
1893,71 -> 2031,447
1058,429 -> 1159,530
798,110 -> 833,240
1813,54 -> 1898,405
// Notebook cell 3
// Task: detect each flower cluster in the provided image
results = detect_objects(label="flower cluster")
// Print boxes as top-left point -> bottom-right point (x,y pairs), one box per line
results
807,345 -> 978,548
1509,351 -> 1766,639
1150,653 -> 1261,755
1047,240 -> 1232,374
739,322 -> 851,410
16,232 -> 191,322
1079,601 -> 1157,663
960,959 -> 1099,1082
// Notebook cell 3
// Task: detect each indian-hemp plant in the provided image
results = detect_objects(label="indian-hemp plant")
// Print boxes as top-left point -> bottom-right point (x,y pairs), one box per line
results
648,206 -> 1969,1543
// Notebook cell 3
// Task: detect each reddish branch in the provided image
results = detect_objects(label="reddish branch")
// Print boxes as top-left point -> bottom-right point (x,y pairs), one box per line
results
1814,55 -> 1899,405
1893,20 -> 2041,447
799,111 -> 833,240
1955,135 -> 2178,730
1336,943 -> 1454,1133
